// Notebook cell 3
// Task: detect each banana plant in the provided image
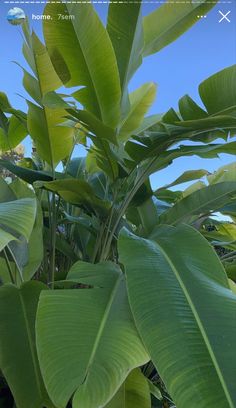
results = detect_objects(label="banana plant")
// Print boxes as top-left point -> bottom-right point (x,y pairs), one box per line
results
0,1 -> 236,408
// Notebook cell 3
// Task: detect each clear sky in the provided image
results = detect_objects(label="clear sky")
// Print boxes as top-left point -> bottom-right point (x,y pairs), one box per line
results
0,1 -> 236,190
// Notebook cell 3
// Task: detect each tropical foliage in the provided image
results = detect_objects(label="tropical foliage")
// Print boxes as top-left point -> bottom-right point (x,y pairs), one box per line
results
0,1 -> 236,407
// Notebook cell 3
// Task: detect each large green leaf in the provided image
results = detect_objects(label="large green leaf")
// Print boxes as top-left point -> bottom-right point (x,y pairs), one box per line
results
43,2 -> 121,127
159,182 -> 236,225
0,92 -> 12,111
0,92 -> 27,151
0,229 -> 18,254
22,27 -> 73,166
107,3 -> 143,111
27,100 -> 73,167
0,178 -> 15,202
131,66 -> 236,165
0,197 -> 37,282
182,180 -> 206,197
0,183 -> 38,282
10,179 -> 44,281
36,261 -> 149,408
0,198 -> 36,242
143,1 -> 216,56
174,66 -> 236,136
207,162 -> 236,184
0,282 -> 52,408
105,368 -> 151,408
178,94 -> 208,121
118,226 -> 236,408
199,65 -> 236,115
119,83 -> 157,142
0,115 -> 27,151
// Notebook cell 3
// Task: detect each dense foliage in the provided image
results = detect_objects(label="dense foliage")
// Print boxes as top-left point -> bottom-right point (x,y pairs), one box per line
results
0,1 -> 236,407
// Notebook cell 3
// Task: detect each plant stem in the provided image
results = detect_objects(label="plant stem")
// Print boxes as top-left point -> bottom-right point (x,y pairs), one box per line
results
6,246 -> 24,283
99,189 -> 119,261
49,192 -> 57,289
91,222 -> 105,263
3,248 -> 15,284
102,157 -> 158,259
221,250 -> 236,261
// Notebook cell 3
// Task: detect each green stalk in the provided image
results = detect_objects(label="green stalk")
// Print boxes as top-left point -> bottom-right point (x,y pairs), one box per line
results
221,254 -> 236,263
91,222 -> 106,263
102,157 -> 158,259
3,248 -> 15,284
6,246 -> 24,283
49,192 -> 57,289
99,211 -> 114,261
221,250 -> 236,261
99,189 -> 119,262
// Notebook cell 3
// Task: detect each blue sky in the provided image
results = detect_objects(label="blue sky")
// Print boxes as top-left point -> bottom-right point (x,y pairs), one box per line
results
0,1 -> 236,190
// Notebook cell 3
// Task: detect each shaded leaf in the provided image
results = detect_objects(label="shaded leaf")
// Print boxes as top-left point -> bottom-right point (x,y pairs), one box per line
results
35,178 -> 110,218
0,282 -> 52,408
0,160 -> 53,184
105,368 -> 151,408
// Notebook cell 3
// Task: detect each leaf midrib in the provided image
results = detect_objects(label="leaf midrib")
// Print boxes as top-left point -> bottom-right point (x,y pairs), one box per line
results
120,6 -> 143,98
82,273 -> 122,382
19,290 -> 43,400
154,239 -> 234,407
120,84 -> 153,131
31,42 -> 55,169
68,5 -> 103,121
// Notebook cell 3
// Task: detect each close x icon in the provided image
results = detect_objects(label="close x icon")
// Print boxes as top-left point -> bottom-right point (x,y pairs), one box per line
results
218,10 -> 231,23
